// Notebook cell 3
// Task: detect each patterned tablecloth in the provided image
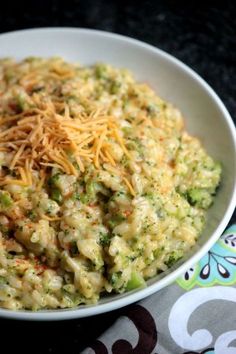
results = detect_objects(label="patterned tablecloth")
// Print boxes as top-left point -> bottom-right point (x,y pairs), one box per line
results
82,225 -> 236,354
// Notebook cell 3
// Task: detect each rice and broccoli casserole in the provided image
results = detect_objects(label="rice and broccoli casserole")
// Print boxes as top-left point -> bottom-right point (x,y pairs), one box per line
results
0,57 -> 221,310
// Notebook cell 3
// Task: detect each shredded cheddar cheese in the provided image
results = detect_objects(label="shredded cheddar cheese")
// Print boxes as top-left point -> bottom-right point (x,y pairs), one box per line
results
0,95 -> 134,192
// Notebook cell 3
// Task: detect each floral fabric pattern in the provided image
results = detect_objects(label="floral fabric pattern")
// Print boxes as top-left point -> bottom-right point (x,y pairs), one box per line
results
177,225 -> 236,290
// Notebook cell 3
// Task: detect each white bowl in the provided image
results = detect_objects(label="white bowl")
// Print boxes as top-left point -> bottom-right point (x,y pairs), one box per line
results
0,28 -> 235,320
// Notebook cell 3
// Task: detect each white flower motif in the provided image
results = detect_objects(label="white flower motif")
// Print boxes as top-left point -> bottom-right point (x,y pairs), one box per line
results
168,286 -> 236,351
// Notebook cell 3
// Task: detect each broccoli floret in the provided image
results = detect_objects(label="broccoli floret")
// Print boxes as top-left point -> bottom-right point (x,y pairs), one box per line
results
27,210 -> 37,221
50,188 -> 63,204
126,271 -> 146,291
165,250 -> 183,268
107,214 -> 125,229
187,188 -> 212,209
47,173 -> 60,188
94,64 -> 108,80
110,272 -> 122,290
0,276 -> 6,285
0,191 -> 13,209
110,80 -> 121,94
99,232 -> 110,247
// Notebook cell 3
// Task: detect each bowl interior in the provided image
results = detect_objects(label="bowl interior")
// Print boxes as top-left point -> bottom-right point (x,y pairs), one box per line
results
0,28 -> 235,319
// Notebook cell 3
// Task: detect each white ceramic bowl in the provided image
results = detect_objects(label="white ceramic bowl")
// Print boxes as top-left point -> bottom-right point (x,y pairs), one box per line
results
0,28 -> 235,320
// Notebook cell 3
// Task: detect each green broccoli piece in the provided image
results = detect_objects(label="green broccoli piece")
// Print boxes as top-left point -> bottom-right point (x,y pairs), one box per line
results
99,232 -> 110,247
107,214 -> 125,229
0,276 -> 6,285
50,188 -> 63,204
15,94 -> 27,112
0,191 -> 13,209
110,272 -> 122,288
47,173 -> 60,188
165,250 -> 183,268
94,64 -> 108,80
187,188 -> 212,209
110,80 -> 121,94
126,271 -> 146,291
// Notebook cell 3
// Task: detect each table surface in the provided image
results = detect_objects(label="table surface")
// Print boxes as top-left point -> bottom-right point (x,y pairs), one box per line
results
0,1 -> 235,353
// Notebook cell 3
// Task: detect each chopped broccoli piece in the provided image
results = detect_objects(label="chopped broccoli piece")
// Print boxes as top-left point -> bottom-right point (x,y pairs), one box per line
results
50,188 -> 63,204
165,251 -> 183,268
0,191 -> 13,209
153,247 -> 165,259
48,173 -> 60,188
110,272 -> 122,288
72,192 -> 81,201
0,276 -> 6,285
27,210 -> 37,221
79,193 -> 89,204
16,94 -> 26,111
86,180 -> 96,200
187,188 -> 213,209
107,214 -> 125,229
99,232 -> 110,247
126,138 -> 144,156
146,104 -> 159,117
126,271 -> 146,291
110,80 -> 121,94
94,64 -> 108,79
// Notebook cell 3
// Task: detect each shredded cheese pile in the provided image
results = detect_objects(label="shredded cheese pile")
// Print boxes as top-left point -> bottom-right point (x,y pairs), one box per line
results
0,96 -> 131,189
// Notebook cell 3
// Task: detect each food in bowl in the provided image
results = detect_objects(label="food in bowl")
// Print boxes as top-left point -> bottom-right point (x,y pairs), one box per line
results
0,57 -> 221,310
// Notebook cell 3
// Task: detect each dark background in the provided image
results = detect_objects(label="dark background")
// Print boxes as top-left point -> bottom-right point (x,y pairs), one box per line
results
0,1 -> 235,353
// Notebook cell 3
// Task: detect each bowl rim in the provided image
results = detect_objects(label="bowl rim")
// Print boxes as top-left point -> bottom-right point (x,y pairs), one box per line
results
0,27 -> 235,321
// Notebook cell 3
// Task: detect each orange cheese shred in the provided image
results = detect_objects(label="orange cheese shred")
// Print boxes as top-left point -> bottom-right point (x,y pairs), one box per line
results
0,80 -> 134,192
